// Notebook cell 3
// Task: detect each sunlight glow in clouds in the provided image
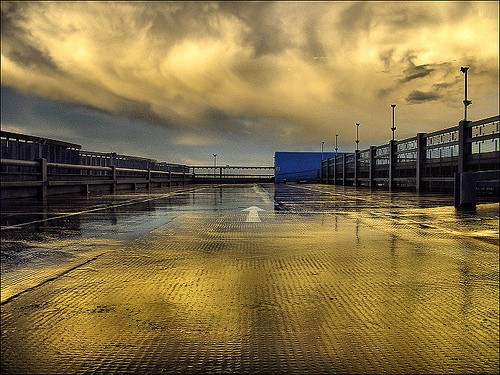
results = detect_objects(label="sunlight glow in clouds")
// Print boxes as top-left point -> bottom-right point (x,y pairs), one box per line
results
1,1 -> 498,164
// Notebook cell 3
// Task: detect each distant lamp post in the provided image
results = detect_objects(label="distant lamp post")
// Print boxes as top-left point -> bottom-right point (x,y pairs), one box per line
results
355,123 -> 360,151
391,104 -> 396,141
335,134 -> 339,153
213,153 -> 217,177
460,66 -> 472,121
321,141 -> 325,160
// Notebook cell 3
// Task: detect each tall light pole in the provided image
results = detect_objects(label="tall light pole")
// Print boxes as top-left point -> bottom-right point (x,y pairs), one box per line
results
335,134 -> 339,153
460,66 -> 472,121
321,141 -> 325,160
213,153 -> 217,177
391,104 -> 396,141
355,123 -> 360,151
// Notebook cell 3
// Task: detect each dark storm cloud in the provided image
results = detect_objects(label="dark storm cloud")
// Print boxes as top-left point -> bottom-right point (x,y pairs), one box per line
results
380,58 -> 461,103
400,64 -> 434,83
303,18 -> 326,60
398,54 -> 436,83
338,2 -> 373,35
0,2 -> 60,73
406,90 -> 441,103
379,49 -> 395,71
219,2 -> 290,57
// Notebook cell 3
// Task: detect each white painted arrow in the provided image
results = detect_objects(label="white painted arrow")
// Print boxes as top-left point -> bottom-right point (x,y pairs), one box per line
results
243,206 -> 265,222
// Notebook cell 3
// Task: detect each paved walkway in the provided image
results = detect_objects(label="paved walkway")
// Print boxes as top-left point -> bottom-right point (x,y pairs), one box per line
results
1,184 -> 499,374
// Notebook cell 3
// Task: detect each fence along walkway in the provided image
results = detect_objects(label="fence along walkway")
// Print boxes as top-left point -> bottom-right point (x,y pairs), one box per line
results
321,116 -> 499,208
190,166 -> 275,183
0,131 -> 191,199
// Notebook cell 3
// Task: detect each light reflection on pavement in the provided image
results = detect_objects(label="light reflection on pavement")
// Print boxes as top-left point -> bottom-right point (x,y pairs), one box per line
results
1,184 -> 498,374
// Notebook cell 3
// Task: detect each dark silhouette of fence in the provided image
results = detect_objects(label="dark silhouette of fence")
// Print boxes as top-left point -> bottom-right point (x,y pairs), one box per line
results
1,131 -> 191,199
321,116 -> 499,208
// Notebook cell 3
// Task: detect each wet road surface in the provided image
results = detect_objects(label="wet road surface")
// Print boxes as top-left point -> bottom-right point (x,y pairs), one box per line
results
1,184 -> 499,374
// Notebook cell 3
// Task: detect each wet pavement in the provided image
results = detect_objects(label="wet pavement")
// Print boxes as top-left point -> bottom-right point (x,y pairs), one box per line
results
1,184 -> 499,374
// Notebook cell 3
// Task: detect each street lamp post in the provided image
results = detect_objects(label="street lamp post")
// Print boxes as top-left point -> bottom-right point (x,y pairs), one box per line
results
321,141 -> 325,160
335,134 -> 339,153
391,104 -> 396,141
460,66 -> 472,121
213,153 -> 217,177
355,123 -> 360,151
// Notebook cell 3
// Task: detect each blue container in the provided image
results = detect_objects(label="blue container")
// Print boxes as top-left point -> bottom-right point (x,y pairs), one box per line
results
274,151 -> 340,183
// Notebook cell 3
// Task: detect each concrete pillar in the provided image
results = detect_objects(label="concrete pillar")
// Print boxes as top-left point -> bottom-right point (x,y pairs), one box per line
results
455,120 -> 473,207
333,156 -> 337,185
111,165 -> 117,193
369,146 -> 375,188
342,155 -> 346,186
455,172 -> 476,208
388,140 -> 395,190
354,151 -> 359,187
458,120 -> 471,174
36,158 -> 48,198
325,159 -> 329,184
320,160 -> 323,184
415,133 -> 425,193
454,173 -> 460,207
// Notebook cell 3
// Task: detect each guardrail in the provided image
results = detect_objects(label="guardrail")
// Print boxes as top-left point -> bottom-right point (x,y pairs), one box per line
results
191,166 -> 275,183
1,158 -> 192,199
321,116 -> 499,208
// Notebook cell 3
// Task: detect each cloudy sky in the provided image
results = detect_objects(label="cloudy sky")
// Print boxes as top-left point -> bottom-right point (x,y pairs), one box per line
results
1,1 -> 498,166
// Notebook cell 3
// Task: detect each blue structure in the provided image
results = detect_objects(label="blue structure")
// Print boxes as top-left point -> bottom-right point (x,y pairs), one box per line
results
274,151 -> 341,183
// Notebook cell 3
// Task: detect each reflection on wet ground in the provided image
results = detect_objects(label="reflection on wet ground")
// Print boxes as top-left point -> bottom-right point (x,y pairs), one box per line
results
1,184 -> 498,374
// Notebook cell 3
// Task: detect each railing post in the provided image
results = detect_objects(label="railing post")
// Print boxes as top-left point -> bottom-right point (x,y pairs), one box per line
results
325,159 -> 329,184
169,166 -> 172,188
388,140 -> 395,190
111,165 -> 117,193
147,168 -> 151,190
369,146 -> 375,188
342,155 -> 346,186
354,151 -> 359,187
333,156 -> 337,185
415,133 -> 425,193
35,158 -> 48,198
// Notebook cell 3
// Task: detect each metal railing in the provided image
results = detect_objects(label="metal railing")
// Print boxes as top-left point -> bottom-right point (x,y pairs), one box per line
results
1,158 -> 192,199
191,166 -> 275,182
321,116 -> 499,207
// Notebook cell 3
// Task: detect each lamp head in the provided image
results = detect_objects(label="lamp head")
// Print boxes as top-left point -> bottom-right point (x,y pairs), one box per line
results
460,66 -> 469,73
